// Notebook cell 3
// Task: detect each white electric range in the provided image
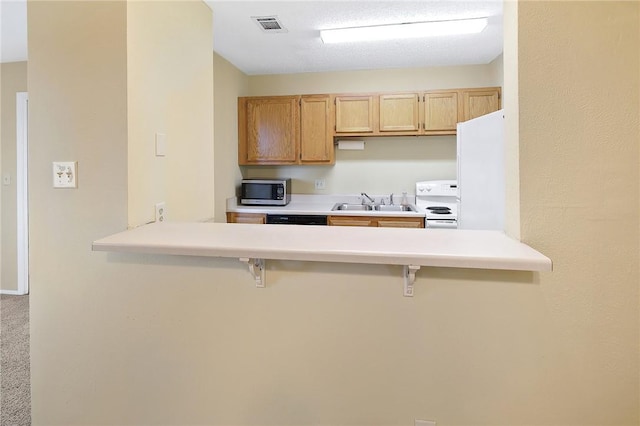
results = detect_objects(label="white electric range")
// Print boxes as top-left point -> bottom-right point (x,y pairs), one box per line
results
415,180 -> 458,229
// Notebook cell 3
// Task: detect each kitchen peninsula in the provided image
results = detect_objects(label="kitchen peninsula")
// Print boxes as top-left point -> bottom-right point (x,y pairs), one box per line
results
92,221 -> 552,297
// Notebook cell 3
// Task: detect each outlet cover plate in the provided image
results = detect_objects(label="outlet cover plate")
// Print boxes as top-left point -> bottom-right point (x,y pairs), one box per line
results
155,202 -> 166,222
53,161 -> 77,188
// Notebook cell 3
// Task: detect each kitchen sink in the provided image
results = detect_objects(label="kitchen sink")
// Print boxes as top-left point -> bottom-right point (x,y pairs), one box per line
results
331,203 -> 417,212
331,203 -> 373,211
374,204 -> 416,212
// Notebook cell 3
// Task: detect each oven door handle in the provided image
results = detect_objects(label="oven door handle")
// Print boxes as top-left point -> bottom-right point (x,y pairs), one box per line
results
426,219 -> 457,229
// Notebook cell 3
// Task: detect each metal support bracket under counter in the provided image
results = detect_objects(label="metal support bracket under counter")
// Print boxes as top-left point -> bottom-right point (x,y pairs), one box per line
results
92,222 -> 552,298
239,257 -> 266,287
239,256 -> 422,297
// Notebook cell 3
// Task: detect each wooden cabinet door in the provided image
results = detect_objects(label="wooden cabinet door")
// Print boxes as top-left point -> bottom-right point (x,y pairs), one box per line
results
300,95 -> 334,164
335,95 -> 375,133
226,212 -> 266,224
379,93 -> 420,132
377,217 -> 424,228
328,216 -> 376,227
461,88 -> 501,122
423,91 -> 459,132
240,96 -> 299,164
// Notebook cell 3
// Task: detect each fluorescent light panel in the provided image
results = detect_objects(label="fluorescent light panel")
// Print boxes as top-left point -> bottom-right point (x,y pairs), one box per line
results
320,18 -> 488,44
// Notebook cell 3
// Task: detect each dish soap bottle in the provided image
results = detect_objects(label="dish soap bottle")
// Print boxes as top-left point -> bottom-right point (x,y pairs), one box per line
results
401,191 -> 408,206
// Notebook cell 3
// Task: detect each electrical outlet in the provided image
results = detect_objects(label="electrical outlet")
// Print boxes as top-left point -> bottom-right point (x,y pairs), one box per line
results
155,202 -> 166,222
314,178 -> 326,190
52,161 -> 77,188
415,420 -> 436,426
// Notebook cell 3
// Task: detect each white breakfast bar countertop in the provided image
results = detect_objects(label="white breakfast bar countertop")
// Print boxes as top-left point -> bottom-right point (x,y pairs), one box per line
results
92,222 -> 552,272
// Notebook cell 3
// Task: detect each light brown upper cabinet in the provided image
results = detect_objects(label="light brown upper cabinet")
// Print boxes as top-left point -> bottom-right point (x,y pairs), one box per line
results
300,95 -> 334,164
238,87 -> 501,165
334,95 -> 375,133
333,87 -> 500,137
461,88 -> 501,122
378,91 -> 459,135
379,93 -> 420,132
423,91 -> 460,132
238,95 -> 334,165
238,96 -> 299,164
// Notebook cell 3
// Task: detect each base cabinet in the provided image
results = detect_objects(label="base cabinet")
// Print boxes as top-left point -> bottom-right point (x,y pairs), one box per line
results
327,216 -> 376,227
226,212 -> 266,224
328,215 -> 424,228
227,213 -> 425,228
377,217 -> 424,228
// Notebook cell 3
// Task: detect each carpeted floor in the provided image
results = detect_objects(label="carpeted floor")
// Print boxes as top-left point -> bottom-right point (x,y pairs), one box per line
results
0,294 -> 31,426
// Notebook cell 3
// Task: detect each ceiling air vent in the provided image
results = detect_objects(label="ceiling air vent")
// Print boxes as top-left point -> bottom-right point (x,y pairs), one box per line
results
252,16 -> 288,33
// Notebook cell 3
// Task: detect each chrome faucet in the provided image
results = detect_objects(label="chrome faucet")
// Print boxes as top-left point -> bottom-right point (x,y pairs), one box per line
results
389,193 -> 394,205
361,192 -> 375,205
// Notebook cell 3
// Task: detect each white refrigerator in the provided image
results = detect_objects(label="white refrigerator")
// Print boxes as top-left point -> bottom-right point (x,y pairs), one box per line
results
456,109 -> 505,230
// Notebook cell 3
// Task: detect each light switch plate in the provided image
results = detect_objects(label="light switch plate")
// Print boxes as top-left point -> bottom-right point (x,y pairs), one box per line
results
2,174 -> 10,186
53,161 -> 77,188
155,133 -> 166,157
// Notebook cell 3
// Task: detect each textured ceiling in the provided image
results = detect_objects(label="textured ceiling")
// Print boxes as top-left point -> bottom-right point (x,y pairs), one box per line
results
0,0 -> 28,63
207,0 -> 504,75
0,0 -> 503,73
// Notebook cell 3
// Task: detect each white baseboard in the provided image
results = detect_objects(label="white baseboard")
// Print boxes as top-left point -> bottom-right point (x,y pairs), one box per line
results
0,289 -> 25,295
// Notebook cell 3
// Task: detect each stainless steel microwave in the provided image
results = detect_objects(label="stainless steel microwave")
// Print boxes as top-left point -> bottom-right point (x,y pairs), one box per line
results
240,179 -> 291,206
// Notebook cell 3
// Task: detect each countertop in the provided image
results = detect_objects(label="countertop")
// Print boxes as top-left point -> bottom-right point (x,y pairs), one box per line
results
92,222 -> 552,272
226,194 -> 425,217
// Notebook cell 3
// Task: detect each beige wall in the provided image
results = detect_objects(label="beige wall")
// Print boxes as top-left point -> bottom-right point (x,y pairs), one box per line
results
1,61 -> 27,292
235,64 -> 502,196
127,1 -> 214,226
246,64 -> 502,95
28,2 -> 639,426
517,2 -> 639,421
213,53 -> 248,222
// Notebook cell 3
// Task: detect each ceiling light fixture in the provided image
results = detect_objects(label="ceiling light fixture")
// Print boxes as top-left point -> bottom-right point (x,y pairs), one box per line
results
320,17 -> 488,44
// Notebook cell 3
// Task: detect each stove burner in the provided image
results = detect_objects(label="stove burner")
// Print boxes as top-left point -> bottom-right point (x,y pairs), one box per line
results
427,206 -> 450,211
